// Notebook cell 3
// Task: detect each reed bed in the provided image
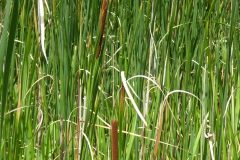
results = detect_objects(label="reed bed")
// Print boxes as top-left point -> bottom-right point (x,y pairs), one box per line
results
0,0 -> 240,159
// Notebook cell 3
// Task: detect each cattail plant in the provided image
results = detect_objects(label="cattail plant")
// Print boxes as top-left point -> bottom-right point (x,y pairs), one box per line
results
96,0 -> 108,58
111,120 -> 118,160
0,0 -> 239,159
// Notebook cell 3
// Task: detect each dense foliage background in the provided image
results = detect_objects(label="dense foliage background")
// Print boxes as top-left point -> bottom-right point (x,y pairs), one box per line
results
0,0 -> 240,159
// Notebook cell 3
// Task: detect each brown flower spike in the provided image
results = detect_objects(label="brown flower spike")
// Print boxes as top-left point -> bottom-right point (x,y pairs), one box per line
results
96,0 -> 108,58
111,120 -> 118,160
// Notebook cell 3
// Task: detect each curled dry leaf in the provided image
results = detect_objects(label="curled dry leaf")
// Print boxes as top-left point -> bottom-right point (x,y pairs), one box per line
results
38,0 -> 48,63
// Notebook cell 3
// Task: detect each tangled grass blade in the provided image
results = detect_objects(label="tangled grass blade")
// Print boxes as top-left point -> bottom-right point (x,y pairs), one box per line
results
121,71 -> 147,126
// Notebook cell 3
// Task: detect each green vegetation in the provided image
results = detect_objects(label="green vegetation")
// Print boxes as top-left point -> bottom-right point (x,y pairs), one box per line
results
0,0 -> 240,159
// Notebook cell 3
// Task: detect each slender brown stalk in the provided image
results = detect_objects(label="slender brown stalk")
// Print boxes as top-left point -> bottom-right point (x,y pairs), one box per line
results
111,120 -> 118,160
75,126 -> 80,160
16,79 -> 21,121
96,0 -> 108,58
75,76 -> 82,160
60,118 -> 64,160
36,71 -> 43,149
152,103 -> 166,160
